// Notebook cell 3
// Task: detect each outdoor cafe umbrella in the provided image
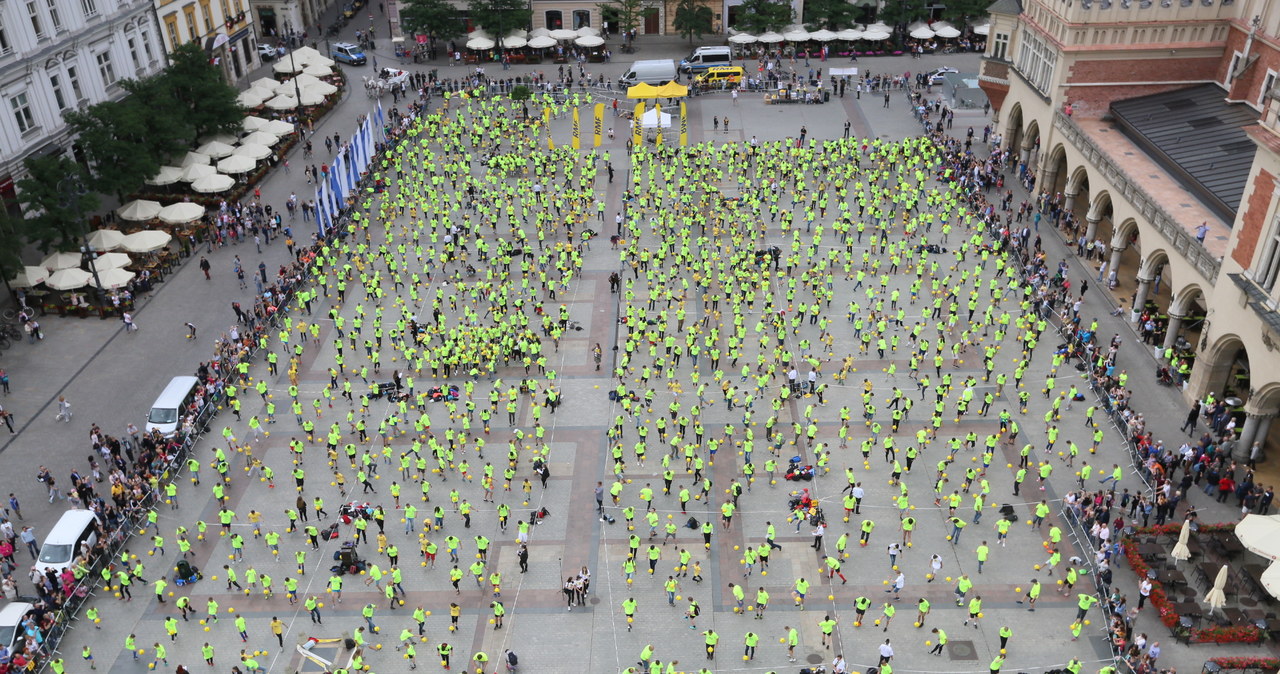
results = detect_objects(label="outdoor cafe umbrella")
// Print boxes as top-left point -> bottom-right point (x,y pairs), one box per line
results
90,252 -> 131,270
861,30 -> 890,41
92,267 -> 135,290
973,23 -> 991,36
1171,523 -> 1192,561
576,26 -> 600,37
204,133 -> 239,145
217,155 -> 257,174
467,29 -> 491,39
1261,562 -> 1280,600
1204,564 -> 1229,611
261,119 -> 296,135
728,33 -> 757,44
274,58 -> 306,74
809,29 -> 837,41
234,143 -> 272,161
191,173 -> 235,193
236,88 -> 273,108
910,26 -> 936,39
500,35 -> 528,49
297,89 -> 326,106
120,230 -> 172,253
758,31 -> 784,43
180,151 -> 211,167
241,131 -> 281,147
116,199 -> 162,222
9,266 -> 48,288
85,229 -> 124,251
1236,514 -> 1280,561
549,28 -> 577,40
144,166 -> 183,186
157,202 -> 205,225
304,81 -> 339,96
242,115 -> 270,131
935,25 -> 961,39
250,77 -> 281,93
265,94 -> 300,111
836,28 -> 864,40
195,140 -> 235,159
574,35 -> 604,47
44,268 -> 91,290
527,36 -> 557,49
529,27 -> 551,38
302,63 -> 333,77
782,28 -> 811,42
179,164 -> 216,183
40,252 -> 82,270
466,37 -> 496,50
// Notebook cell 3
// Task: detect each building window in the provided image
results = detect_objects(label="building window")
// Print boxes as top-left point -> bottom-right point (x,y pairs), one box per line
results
10,93 -> 36,134
1258,217 -> 1280,292
80,0 -> 96,17
27,0 -> 46,39
184,6 -> 196,39
140,28 -> 153,60
67,64 -> 83,100
127,37 -> 140,70
50,72 -> 67,110
1015,30 -> 1057,95
545,9 -> 562,29
200,0 -> 212,32
0,19 -> 11,55
96,50 -> 115,86
1261,70 -> 1277,109
165,14 -> 179,49
572,9 -> 590,29
991,32 -> 1009,61
46,0 -> 63,33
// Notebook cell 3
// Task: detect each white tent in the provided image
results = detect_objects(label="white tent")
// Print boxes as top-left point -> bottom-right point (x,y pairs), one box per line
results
641,107 -> 672,129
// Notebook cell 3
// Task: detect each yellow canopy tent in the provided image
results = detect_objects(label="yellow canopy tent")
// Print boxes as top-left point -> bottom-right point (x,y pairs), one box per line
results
652,82 -> 689,98
627,83 -> 661,99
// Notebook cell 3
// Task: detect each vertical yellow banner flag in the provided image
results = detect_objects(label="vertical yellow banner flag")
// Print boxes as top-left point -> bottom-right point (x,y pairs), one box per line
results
654,103 -> 663,145
593,103 -> 604,147
572,107 -> 581,150
679,101 -> 688,146
544,106 -> 554,150
633,102 -> 645,146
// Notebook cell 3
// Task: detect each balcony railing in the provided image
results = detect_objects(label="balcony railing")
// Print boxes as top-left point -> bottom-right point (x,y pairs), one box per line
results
1051,108 -> 1223,282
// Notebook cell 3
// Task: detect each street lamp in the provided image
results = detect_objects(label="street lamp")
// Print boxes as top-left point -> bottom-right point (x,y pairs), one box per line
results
58,175 -> 105,305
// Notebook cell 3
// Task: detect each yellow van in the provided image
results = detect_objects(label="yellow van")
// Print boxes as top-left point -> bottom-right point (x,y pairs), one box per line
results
695,66 -> 745,86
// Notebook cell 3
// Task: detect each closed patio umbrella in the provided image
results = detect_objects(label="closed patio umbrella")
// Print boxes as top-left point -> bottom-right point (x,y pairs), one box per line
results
116,200 -> 163,222
157,202 -> 205,225
85,229 -> 124,251
1204,564 -> 1229,611
44,268 -> 91,290
1171,523 -> 1191,561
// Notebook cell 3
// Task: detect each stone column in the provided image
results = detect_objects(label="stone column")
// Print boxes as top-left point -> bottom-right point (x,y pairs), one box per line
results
1236,414 -> 1263,460
1109,246 -> 1124,276
1063,190 -> 1077,215
1085,214 -> 1101,241
1161,313 -> 1183,351
1131,277 -> 1151,322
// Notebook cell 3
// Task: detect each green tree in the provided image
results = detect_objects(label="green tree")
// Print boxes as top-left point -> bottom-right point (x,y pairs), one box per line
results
14,156 -> 98,253
401,0 -> 466,40
673,0 -> 712,44
120,77 -> 190,164
0,208 -> 27,285
877,0 -> 926,28
732,0 -> 792,33
466,0 -> 531,42
597,0 -> 643,35
64,98 -> 161,202
159,42 -> 243,145
802,0 -> 860,30
937,0 -> 993,26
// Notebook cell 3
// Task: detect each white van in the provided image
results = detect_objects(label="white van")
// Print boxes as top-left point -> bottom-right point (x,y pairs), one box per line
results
0,602 -> 34,653
145,375 -> 200,437
680,46 -> 732,73
619,59 -> 678,87
36,510 -> 99,575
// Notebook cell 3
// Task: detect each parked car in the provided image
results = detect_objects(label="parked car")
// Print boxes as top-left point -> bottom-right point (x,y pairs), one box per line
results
927,67 -> 958,84
258,44 -> 276,61
331,42 -> 367,65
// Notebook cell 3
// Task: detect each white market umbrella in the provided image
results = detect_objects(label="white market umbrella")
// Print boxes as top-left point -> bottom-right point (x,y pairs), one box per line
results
200,133 -> 238,146
145,166 -> 183,186
910,26 -> 935,39
1171,524 -> 1191,561
191,173 -> 235,193
575,35 -> 604,47
862,30 -> 890,41
1260,563 -> 1280,600
758,31 -> 784,43
297,90 -> 326,106
44,268 -> 91,290
973,23 -> 991,36
179,164 -> 216,183
292,74 -> 322,89
241,131 -> 281,147
1236,514 -> 1280,561
527,36 -> 557,49
89,252 -> 131,270
500,35 -> 527,49
302,63 -> 333,77
810,29 -> 837,41
120,231 -> 172,253
265,94 -> 300,111
195,140 -> 235,159
466,37 -> 495,50
250,78 -> 281,93
236,88 -> 272,107
576,26 -> 600,37
217,155 -> 257,174
10,266 -> 48,288
242,115 -> 270,131
1204,564 -> 1229,611
783,28 -> 811,42
274,58 -> 305,74
40,252 -> 82,270
307,55 -> 335,68
85,229 -> 125,251
261,119 -> 296,136
836,28 -> 863,40
180,151 -> 211,167
234,143 -> 272,161
116,199 -> 163,222
935,26 -> 961,38
506,29 -> 528,38
467,29 -> 492,39
549,28 -> 577,40
92,267 -> 135,290
290,46 -> 324,63
529,27 -> 550,38
728,33 -> 757,44
865,22 -> 890,32
157,202 -> 205,225
304,81 -> 339,97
